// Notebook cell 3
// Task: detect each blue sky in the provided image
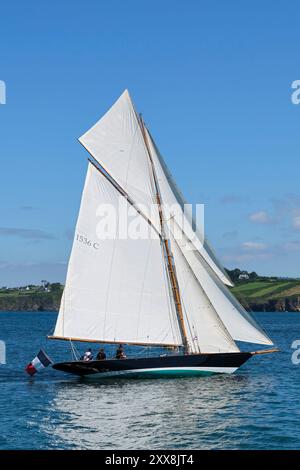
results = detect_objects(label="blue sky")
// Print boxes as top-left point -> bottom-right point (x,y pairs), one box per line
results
0,0 -> 300,286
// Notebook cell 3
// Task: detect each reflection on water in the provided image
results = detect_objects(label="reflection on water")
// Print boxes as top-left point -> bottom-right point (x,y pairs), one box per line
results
1,311 -> 300,449
41,375 -> 251,449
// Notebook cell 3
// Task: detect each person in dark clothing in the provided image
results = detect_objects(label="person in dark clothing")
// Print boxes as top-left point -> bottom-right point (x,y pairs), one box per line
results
96,348 -> 106,360
115,344 -> 126,359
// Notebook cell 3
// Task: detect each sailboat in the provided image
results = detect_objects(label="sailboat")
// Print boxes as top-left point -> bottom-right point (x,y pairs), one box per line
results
50,90 -> 277,378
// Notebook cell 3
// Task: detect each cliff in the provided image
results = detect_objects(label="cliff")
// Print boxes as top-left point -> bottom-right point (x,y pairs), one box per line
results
0,289 -> 62,312
230,278 -> 300,312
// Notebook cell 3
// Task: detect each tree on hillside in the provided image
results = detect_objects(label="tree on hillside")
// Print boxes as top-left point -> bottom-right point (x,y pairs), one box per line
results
225,268 -> 242,282
49,283 -> 62,292
225,268 -> 260,283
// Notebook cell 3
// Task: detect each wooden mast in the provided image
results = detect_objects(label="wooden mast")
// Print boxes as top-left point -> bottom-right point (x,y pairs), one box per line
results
139,115 -> 189,353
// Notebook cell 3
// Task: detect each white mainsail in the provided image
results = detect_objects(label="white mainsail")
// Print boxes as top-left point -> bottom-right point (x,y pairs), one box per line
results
53,90 -> 273,352
169,232 -> 239,353
54,163 -> 182,346
145,128 -> 234,287
79,89 -> 161,234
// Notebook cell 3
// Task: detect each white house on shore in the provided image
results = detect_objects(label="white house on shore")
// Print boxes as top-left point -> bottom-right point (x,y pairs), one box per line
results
238,273 -> 250,280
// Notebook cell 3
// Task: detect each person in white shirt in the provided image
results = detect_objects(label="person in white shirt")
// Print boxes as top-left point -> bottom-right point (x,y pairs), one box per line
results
83,348 -> 93,361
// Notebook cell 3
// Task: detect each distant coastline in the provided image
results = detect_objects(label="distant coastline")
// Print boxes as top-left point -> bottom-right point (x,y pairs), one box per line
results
227,269 -> 300,312
0,283 -> 61,312
1,270 -> 300,313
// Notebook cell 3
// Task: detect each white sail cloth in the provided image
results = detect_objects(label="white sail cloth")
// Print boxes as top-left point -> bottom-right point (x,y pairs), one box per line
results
170,233 -> 239,353
171,227 -> 273,346
145,128 -> 234,287
79,89 -> 232,287
54,90 -> 274,351
79,90 -> 161,233
54,163 -> 182,346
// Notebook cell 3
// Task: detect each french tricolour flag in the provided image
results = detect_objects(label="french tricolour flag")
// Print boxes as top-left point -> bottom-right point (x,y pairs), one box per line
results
25,349 -> 52,376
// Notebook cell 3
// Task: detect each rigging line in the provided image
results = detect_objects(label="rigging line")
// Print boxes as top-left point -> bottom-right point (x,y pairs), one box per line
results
147,129 -> 233,287
62,285 -> 66,337
171,233 -> 239,350
124,113 -> 139,188
135,236 -> 153,341
179,275 -> 201,353
46,326 -> 55,337
161,241 -> 180,346
169,220 -> 241,344
103,231 -> 117,340
134,346 -> 149,357
147,129 -> 187,209
138,137 -> 229,285
195,240 -> 272,341
69,340 -> 79,361
177,269 -> 201,353
79,138 -> 161,239
176,241 -> 236,341
133,106 -> 158,204
123,90 -> 157,201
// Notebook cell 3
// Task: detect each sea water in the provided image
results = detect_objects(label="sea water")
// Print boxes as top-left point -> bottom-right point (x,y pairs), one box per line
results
0,311 -> 299,450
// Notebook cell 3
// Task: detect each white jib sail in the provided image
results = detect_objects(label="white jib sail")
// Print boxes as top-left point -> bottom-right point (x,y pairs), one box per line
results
54,163 -> 182,346
172,227 -> 273,346
79,90 -> 161,233
170,233 -> 239,353
145,128 -> 234,287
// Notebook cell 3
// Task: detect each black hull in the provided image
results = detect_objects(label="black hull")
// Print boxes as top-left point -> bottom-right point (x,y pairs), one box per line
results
52,352 -> 253,378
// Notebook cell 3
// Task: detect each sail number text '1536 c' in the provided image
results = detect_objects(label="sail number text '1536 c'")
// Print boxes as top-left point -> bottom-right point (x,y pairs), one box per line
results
76,234 -> 100,250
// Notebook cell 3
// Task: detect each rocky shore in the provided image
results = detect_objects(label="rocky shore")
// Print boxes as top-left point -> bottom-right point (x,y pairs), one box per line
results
1,274 -> 300,312
245,297 -> 300,312
0,291 -> 61,312
0,291 -> 300,313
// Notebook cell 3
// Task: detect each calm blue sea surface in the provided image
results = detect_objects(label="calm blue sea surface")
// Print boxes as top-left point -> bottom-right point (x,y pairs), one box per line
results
0,311 -> 299,450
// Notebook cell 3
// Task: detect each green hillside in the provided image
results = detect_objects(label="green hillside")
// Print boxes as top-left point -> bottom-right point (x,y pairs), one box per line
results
230,278 -> 300,311
1,275 -> 300,312
231,279 -> 300,299
0,283 -> 63,311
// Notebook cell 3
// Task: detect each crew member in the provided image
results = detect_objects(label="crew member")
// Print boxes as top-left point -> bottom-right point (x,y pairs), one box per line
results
115,344 -> 126,359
